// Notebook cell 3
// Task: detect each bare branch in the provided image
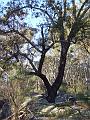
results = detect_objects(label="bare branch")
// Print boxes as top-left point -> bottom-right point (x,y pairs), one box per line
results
79,5 -> 90,20
72,0 -> 76,19
24,71 -> 51,88
45,42 -> 54,52
63,0 -> 67,21
77,0 -> 89,18
4,52 -> 19,62
19,52 -> 38,72
38,35 -> 55,73
41,26 -> 45,51
5,4 -> 55,25
38,53 -> 45,73
0,29 -> 42,52
37,26 -> 46,73
14,30 -> 42,53
33,6 -> 55,25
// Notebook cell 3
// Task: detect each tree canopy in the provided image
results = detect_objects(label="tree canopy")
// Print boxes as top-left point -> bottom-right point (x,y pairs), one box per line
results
0,0 -> 90,103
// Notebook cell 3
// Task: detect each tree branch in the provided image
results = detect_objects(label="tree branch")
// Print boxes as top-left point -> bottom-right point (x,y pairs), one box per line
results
33,6 -> 55,25
19,52 -> 38,72
76,0 -> 89,18
41,26 -> 45,51
14,30 -> 42,53
38,53 -> 45,73
63,0 -> 67,21
79,5 -> 90,20
72,0 -> 76,19
38,26 -> 46,73
68,7 -> 89,43
45,42 -> 54,52
24,71 -> 51,90
5,4 -> 55,25
0,29 -> 42,53
4,52 -> 19,62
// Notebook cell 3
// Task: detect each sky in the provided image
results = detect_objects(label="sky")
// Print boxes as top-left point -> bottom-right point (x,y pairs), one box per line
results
0,0 -> 86,62
0,0 -> 47,29
0,0 -> 10,4
0,0 -> 81,28
0,0 -> 83,44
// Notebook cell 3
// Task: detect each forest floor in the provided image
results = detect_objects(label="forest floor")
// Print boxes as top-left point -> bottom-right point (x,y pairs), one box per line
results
1,92 -> 90,120
23,92 -> 90,120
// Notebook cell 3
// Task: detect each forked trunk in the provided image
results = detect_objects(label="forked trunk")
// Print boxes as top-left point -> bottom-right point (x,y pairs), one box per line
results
37,41 -> 70,103
46,41 -> 70,103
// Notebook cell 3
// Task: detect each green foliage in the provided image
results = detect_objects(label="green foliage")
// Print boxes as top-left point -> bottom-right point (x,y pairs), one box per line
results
76,93 -> 90,103
0,0 -> 89,105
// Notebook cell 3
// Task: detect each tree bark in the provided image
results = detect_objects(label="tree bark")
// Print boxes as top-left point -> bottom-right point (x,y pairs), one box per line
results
28,41 -> 70,103
46,41 -> 70,103
38,73 -> 51,92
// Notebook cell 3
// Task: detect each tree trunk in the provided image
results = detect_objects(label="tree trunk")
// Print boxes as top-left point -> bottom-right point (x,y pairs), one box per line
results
46,41 -> 70,103
38,74 -> 55,102
30,41 -> 70,103
38,73 -> 51,90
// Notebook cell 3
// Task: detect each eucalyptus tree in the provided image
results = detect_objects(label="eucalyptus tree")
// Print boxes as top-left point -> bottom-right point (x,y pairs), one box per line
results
0,0 -> 90,103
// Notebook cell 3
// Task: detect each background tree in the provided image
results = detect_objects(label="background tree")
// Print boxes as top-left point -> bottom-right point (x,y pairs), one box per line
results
0,0 -> 90,103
